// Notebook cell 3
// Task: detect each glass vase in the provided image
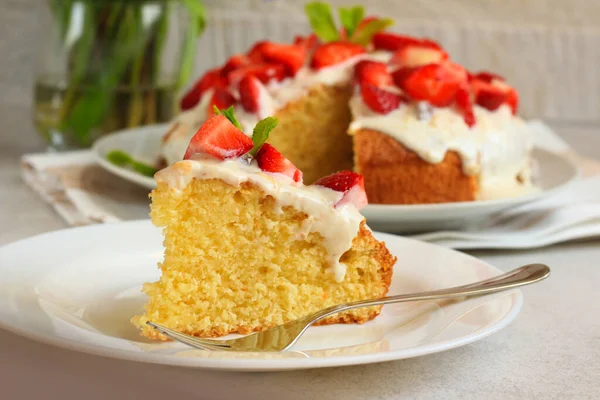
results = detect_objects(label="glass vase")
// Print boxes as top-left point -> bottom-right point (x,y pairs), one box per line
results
33,0 -> 205,150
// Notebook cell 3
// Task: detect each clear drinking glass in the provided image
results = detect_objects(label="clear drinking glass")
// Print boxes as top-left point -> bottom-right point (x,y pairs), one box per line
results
33,0 -> 205,150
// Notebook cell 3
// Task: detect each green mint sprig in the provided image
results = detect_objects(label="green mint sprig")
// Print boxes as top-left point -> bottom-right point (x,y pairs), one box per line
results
339,6 -> 364,38
213,106 -> 243,131
106,150 -> 158,177
351,18 -> 394,46
304,1 -> 394,45
250,117 -> 278,156
305,2 -> 339,42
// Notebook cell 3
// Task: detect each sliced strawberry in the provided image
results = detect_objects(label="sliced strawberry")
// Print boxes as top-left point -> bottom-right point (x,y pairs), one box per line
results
471,74 -> 519,114
238,75 -> 262,113
180,68 -> 225,111
391,44 -> 448,68
398,62 -> 468,107
220,54 -> 251,77
354,60 -> 393,87
206,87 -> 236,115
227,63 -> 286,85
260,42 -> 307,76
472,71 -> 505,83
473,84 -> 505,111
314,171 -> 368,209
391,67 -> 416,87
184,115 -> 253,160
247,41 -> 268,63
455,86 -> 476,127
310,42 -> 366,69
256,143 -> 303,182
372,32 -> 421,51
505,87 -> 519,114
293,33 -> 319,52
360,84 -> 404,114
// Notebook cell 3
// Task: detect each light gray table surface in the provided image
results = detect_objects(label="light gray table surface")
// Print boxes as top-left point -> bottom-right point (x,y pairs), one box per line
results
0,105 -> 599,399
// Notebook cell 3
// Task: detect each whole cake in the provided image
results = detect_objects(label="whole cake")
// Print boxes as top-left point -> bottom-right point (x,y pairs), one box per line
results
133,110 -> 396,339
161,2 -> 535,204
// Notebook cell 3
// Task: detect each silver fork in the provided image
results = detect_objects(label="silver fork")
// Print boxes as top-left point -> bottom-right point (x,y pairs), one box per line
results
147,263 -> 549,352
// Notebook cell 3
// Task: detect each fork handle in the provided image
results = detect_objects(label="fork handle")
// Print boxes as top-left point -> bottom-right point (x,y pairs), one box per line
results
308,263 -> 550,325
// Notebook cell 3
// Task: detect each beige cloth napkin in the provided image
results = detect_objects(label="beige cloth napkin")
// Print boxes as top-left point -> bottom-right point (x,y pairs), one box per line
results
21,151 -> 150,225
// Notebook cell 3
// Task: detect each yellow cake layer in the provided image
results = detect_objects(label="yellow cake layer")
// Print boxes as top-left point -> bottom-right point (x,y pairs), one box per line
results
268,84 -> 354,184
133,178 -> 395,339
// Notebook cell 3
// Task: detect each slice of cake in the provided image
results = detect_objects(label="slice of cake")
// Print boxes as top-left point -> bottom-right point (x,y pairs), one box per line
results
133,109 -> 396,339
160,2 -> 535,204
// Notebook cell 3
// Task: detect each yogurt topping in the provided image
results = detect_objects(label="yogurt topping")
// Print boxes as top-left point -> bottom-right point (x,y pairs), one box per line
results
155,157 -> 364,282
348,96 -> 536,199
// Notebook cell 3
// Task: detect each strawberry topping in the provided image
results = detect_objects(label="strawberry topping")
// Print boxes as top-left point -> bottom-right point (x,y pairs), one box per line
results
391,67 -> 416,87
372,32 -> 421,51
397,62 -> 468,107
505,87 -> 519,115
310,42 -> 366,69
455,86 -> 476,127
260,42 -> 307,76
256,143 -> 303,182
227,63 -> 286,85
206,87 -> 236,115
238,75 -> 262,113
472,71 -> 506,83
372,32 -> 438,52
470,75 -> 517,113
184,115 -> 253,160
220,54 -> 252,77
293,33 -> 319,52
354,60 -> 393,88
360,84 -> 404,114
314,171 -> 368,209
247,41 -> 268,63
180,68 -> 225,111
390,43 -> 448,68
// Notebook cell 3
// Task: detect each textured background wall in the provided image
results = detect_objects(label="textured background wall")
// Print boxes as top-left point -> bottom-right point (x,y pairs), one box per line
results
0,0 -> 598,150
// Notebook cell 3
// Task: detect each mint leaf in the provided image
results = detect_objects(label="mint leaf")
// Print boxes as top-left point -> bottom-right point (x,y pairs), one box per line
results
350,18 -> 394,45
132,161 -> 158,177
305,2 -> 339,42
106,150 -> 157,177
213,105 -> 243,131
106,150 -> 132,166
339,6 -> 364,38
250,117 -> 278,156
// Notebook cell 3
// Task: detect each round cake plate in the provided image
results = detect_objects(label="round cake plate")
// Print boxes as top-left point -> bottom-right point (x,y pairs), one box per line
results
93,125 -> 578,234
0,221 -> 522,371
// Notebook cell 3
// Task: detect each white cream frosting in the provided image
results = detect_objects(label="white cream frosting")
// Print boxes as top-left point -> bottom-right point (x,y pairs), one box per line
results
155,157 -> 364,282
349,97 -> 536,199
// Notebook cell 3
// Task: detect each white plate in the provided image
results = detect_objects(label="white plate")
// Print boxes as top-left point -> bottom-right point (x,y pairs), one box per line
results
0,221 -> 522,371
93,125 -> 578,233
93,124 -> 168,189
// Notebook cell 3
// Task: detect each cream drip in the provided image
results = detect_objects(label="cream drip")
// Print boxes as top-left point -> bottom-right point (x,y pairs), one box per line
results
348,96 -> 536,199
155,157 -> 364,282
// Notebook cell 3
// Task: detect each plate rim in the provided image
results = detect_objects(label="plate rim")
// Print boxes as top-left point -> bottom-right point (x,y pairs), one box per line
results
0,220 -> 523,371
